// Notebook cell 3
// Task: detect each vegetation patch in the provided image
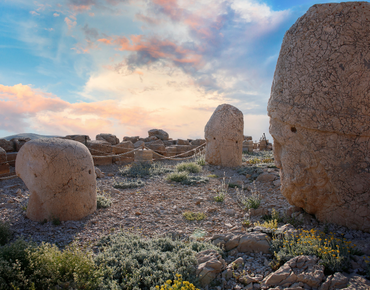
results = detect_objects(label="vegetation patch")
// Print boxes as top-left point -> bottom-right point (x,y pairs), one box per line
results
119,162 -> 173,178
0,239 -> 103,290
183,211 -> 206,221
166,172 -> 209,186
176,162 -> 202,174
166,171 -> 189,183
155,274 -> 200,290
0,220 -> 12,246
237,191 -> 262,210
270,229 -> 360,274
113,178 -> 145,189
97,193 -> 112,209
94,232 -> 220,289
214,192 -> 225,202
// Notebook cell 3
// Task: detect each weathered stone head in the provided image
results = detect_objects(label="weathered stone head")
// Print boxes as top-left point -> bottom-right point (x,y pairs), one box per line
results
16,138 -> 97,222
268,2 -> 370,231
205,104 -> 244,167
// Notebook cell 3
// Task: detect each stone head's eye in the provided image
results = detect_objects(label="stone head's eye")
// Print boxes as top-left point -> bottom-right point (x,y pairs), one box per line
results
291,127 -> 297,133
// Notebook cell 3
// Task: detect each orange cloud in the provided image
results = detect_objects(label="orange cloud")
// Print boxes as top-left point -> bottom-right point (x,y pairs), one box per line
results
0,84 -> 165,138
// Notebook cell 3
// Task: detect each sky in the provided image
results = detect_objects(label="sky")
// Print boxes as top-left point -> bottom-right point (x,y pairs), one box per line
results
0,0 -> 359,142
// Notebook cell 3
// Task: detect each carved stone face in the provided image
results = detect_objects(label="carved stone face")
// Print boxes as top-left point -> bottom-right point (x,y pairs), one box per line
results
269,117 -> 370,231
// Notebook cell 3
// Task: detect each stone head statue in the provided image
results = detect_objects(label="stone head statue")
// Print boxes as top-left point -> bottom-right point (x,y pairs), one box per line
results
268,2 -> 370,231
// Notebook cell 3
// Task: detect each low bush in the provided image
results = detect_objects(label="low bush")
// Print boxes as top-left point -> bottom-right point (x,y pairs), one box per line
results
270,229 -> 360,274
364,256 -> 370,279
0,220 -> 12,246
181,176 -> 209,185
214,192 -> 225,202
166,171 -> 189,183
155,274 -> 200,290
119,162 -> 173,178
94,232 -> 220,289
255,219 -> 278,229
97,194 -> 112,209
262,208 -> 283,223
113,178 -> 145,189
176,162 -> 202,174
183,211 -> 206,221
166,173 -> 209,186
0,239 -> 103,290
237,192 -> 262,210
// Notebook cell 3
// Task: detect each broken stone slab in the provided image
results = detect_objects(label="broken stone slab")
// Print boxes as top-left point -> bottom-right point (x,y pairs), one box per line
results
86,140 -> 112,156
196,249 -> 226,287
0,139 -> 14,152
96,133 -> 119,145
262,255 -> 325,289
148,129 -> 169,140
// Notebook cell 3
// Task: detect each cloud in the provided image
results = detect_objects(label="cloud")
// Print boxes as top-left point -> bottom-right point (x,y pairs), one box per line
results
98,35 -> 204,69
30,11 -> 40,15
53,12 -> 60,17
64,17 -> 77,29
44,28 -> 54,31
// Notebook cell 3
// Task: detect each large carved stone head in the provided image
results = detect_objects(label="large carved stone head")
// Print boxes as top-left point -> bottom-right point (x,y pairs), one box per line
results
268,2 -> 370,232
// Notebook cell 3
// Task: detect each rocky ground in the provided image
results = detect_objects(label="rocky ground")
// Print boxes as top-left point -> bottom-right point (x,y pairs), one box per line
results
1,151 -> 370,289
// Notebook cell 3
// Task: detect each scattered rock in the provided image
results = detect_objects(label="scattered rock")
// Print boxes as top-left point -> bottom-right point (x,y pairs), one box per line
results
148,129 -> 169,141
96,133 -> 119,145
196,249 -> 226,286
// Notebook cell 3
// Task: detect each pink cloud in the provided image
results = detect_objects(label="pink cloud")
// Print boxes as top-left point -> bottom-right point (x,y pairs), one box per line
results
0,84 -> 163,137
98,35 -> 203,67
64,17 -> 77,29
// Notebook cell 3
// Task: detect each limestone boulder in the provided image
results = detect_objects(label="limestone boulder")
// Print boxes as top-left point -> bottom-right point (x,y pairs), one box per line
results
10,138 -> 30,152
205,104 -> 244,167
176,139 -> 189,145
112,141 -> 134,157
64,135 -> 90,144
86,140 -> 112,156
191,139 -> 206,146
123,136 -> 140,143
148,129 -> 169,140
196,249 -> 226,287
262,256 -> 325,289
268,2 -> 370,232
16,138 -> 96,221
96,133 -> 119,145
0,147 -> 9,175
0,139 -> 13,152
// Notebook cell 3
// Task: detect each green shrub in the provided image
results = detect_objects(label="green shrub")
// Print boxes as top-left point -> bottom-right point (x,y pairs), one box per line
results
237,192 -> 262,210
0,239 -> 35,289
0,220 -> 12,246
207,174 -> 218,178
262,208 -> 283,223
228,183 -> 241,189
181,175 -> 209,185
119,162 -> 173,178
214,192 -> 225,202
183,211 -> 206,221
255,219 -> 278,229
94,232 -> 220,290
270,229 -> 360,274
0,239 -> 104,290
113,178 -> 145,189
166,171 -> 189,183
176,162 -> 201,174
97,194 -> 112,209
195,156 -> 205,166
155,274 -> 200,290
27,243 -> 104,289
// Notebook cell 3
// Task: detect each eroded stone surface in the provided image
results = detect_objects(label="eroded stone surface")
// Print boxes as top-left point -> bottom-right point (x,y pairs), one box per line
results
268,2 -> 370,232
96,133 -> 119,145
205,104 -> 244,167
16,138 -> 96,221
